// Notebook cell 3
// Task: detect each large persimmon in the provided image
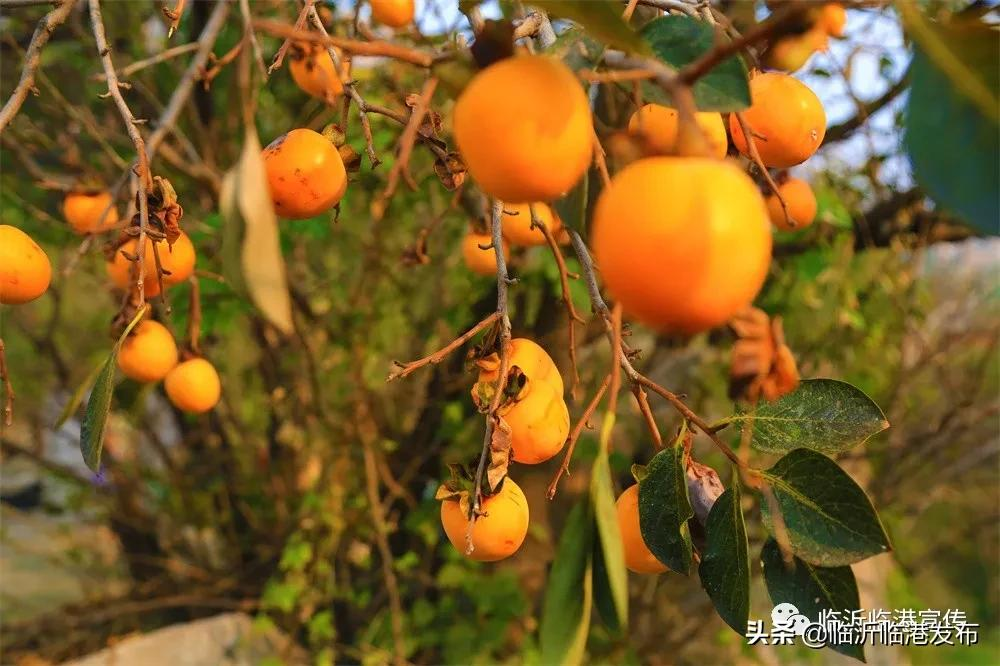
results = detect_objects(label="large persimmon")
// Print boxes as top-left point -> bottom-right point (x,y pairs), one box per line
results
498,378 -> 569,465
289,43 -> 344,102
617,485 -> 668,574
117,320 -> 178,383
370,0 -> 414,28
591,157 -> 772,334
164,358 -> 221,414
729,72 -> 826,168
476,337 -> 564,397
263,128 -> 347,220
453,55 -> 593,203
627,104 -> 728,159
63,191 -> 119,234
766,178 -> 817,231
0,225 -> 51,305
440,477 -> 529,562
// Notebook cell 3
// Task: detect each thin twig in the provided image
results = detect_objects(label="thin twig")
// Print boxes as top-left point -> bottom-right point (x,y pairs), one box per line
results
386,312 -> 499,382
237,0 -> 267,76
91,42 -> 200,81
733,111 -> 790,226
162,0 -> 188,39
547,373 -> 613,499
187,275 -> 202,355
254,17 -> 438,67
266,0 -> 315,76
0,338 -> 13,427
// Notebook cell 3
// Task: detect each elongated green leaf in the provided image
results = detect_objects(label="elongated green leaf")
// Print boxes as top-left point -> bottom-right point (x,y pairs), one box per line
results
732,379 -> 889,455
641,16 -> 750,111
540,502 -> 594,666
698,484 -> 749,636
638,443 -> 693,574
531,1 -> 651,56
760,449 -> 891,567
79,307 -> 146,472
591,528 -> 621,635
590,449 -> 628,632
54,359 -> 106,429
761,539 -> 865,662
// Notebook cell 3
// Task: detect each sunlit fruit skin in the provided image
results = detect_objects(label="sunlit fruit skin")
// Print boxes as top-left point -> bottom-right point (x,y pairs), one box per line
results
617,485 -> 668,574
289,44 -> 344,101
627,104 -> 728,159
370,0 -> 414,28
462,232 -> 509,276
453,55 -> 593,203
729,72 -> 826,168
477,337 -> 564,397
63,191 -> 119,234
0,225 -> 51,305
117,320 -> 178,383
440,477 -> 529,561
767,178 -> 817,231
591,158 -> 772,334
499,378 -> 569,464
821,3 -> 847,37
107,231 -> 196,296
500,202 -> 563,247
764,28 -> 828,73
164,358 -> 221,414
263,128 -> 347,220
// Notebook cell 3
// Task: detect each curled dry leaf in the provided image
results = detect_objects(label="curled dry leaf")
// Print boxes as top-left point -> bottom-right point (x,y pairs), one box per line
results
728,307 -> 800,403
433,152 -> 466,191
339,144 -> 362,173
150,176 -> 184,245
486,415 -> 513,492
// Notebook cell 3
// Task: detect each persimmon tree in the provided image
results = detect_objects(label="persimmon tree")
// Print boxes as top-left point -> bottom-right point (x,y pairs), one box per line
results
0,0 -> 995,664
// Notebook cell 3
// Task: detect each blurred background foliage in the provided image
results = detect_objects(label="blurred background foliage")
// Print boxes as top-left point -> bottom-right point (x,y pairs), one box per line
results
0,1 -> 997,664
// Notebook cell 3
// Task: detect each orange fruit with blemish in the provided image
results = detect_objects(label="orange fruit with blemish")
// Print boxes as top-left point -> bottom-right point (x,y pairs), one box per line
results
476,337 -> 564,397
729,72 -> 826,168
117,320 -> 178,383
370,0 -> 415,28
500,202 -> 562,247
0,225 -> 51,305
766,177 -> 817,231
263,128 -> 347,220
440,477 -> 529,561
617,484 -> 668,574
164,357 -> 221,414
627,104 -> 728,159
498,378 -> 569,465
462,232 -> 509,276
591,157 -> 771,334
107,231 -> 196,296
453,55 -> 593,203
289,43 -> 344,102
63,191 -> 119,234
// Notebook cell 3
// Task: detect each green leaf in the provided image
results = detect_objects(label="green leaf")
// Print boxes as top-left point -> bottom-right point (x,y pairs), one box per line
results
760,449 -> 891,567
54,359 -> 106,429
638,442 -> 693,574
531,1 -> 651,56
903,11 -> 999,234
79,307 -> 146,472
761,539 -> 865,662
698,484 -> 749,636
732,379 -> 889,456
540,502 -> 594,666
641,16 -> 750,111
591,529 -> 622,635
590,450 -> 628,632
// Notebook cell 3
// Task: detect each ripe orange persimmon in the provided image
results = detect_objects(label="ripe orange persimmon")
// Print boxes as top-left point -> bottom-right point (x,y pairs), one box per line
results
107,231 -> 196,296
820,3 -> 847,37
767,178 -> 817,231
117,320 -> 178,383
164,357 -> 221,414
370,0 -> 414,28
764,28 -> 829,73
627,104 -> 728,159
63,191 -> 119,234
289,44 -> 344,102
500,203 -> 562,247
440,477 -> 529,561
729,72 -> 826,168
462,232 -> 509,276
453,55 -> 593,203
499,379 -> 569,464
617,485 -> 668,574
0,225 -> 51,305
263,128 -> 347,220
476,337 -> 564,397
591,157 -> 771,334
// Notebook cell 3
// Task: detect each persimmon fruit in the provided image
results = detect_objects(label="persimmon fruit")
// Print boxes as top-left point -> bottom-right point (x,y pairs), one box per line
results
263,128 -> 347,220
820,3 -> 847,37
453,55 -> 593,203
767,177 -> 817,231
462,232 -> 509,276
476,337 -> 564,397
117,320 -> 178,383
591,157 -> 772,334
63,191 -> 119,234
617,485 -> 668,574
627,104 -> 728,159
440,477 -> 529,561
370,0 -> 414,28
107,231 -> 196,296
498,378 -> 569,465
729,72 -> 826,168
289,43 -> 344,101
500,203 -> 562,247
164,357 -> 221,414
0,225 -> 51,305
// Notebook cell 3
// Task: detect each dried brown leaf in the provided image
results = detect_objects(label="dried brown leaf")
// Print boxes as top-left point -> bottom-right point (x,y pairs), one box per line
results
486,415 -> 513,492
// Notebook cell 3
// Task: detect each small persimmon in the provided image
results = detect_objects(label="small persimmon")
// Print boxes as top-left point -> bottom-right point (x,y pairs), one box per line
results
764,28 -> 829,73
107,231 -> 196,296
591,157 -> 771,334
500,203 -> 562,247
617,485 -> 668,574
766,178 -> 817,231
440,477 -> 529,561
0,225 -> 51,305
370,0 -> 414,28
117,320 -> 178,383
63,191 -> 119,234
263,128 -> 347,220
820,3 -> 847,37
462,232 -> 509,276
289,43 -> 344,102
453,55 -> 593,203
164,357 -> 221,414
476,337 -> 564,397
499,378 -> 569,465
729,72 -> 826,168
627,105 -> 728,159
